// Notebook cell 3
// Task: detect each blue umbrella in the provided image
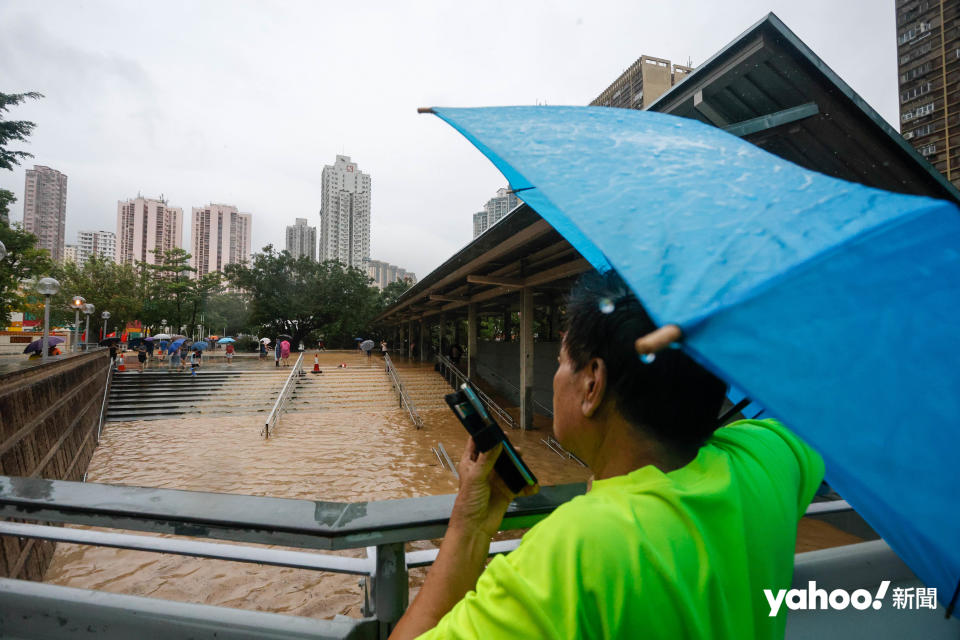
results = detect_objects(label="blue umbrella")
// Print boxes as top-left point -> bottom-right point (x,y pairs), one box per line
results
427,106 -> 960,606
23,336 -> 64,354
218,337 -> 235,344
191,341 -> 208,351
167,338 -> 185,354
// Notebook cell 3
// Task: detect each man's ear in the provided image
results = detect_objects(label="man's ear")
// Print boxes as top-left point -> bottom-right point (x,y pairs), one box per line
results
581,357 -> 607,418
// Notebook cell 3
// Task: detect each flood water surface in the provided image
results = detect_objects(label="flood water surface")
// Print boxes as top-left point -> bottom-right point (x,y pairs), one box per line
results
43,352 -> 591,619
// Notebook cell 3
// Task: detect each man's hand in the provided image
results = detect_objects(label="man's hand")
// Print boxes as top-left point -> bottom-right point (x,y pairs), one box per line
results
451,439 -> 538,537
389,438 -> 537,639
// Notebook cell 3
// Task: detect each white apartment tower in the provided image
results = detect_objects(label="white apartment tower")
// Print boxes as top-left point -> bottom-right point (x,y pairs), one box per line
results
23,165 -> 68,262
472,187 -> 520,238
366,259 -> 417,291
286,217 -> 317,260
319,155 -> 370,268
76,230 -> 116,263
116,196 -> 183,265
190,204 -> 252,277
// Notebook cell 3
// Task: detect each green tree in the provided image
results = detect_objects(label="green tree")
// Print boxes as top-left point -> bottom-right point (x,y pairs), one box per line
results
0,91 -> 50,325
50,255 -> 143,338
225,246 -> 381,347
380,279 -> 412,309
0,91 -> 43,171
0,219 -> 54,326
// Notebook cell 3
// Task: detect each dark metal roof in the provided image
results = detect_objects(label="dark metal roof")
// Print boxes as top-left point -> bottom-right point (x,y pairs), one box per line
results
375,204 -> 590,322
648,12 -> 960,203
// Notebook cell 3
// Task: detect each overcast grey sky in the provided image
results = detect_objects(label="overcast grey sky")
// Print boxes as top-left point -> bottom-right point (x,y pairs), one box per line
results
0,1 -> 896,279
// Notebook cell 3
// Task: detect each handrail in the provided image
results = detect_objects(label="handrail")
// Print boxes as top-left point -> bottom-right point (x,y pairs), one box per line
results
263,352 -> 303,438
435,355 -> 518,429
475,360 -> 554,417
0,475 -> 853,639
384,353 -> 423,429
95,360 -> 114,444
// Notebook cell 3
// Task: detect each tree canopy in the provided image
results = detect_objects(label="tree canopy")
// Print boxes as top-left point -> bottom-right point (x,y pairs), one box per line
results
225,247 -> 382,347
0,91 -> 42,171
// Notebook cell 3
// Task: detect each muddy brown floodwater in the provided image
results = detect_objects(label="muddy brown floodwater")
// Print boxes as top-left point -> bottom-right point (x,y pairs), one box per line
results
43,351 -> 592,619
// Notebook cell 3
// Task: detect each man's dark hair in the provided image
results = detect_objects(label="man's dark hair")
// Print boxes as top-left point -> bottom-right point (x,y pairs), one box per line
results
563,270 -> 728,453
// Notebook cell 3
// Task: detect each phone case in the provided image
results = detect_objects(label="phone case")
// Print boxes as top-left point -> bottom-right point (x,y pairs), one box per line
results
445,386 -> 537,493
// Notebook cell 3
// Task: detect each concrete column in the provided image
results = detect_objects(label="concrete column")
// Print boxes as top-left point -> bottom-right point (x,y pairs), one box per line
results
503,305 -> 512,342
520,287 -> 534,430
419,318 -> 426,362
408,319 -> 414,360
467,303 -> 477,380
439,312 -> 447,359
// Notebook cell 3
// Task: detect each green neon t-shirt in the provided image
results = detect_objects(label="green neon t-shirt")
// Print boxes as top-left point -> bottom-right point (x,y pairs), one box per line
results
418,419 -> 824,639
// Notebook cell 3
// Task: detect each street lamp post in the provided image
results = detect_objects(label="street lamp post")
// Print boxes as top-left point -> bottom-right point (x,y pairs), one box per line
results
101,311 -> 111,341
36,277 -> 61,362
83,303 -> 95,351
70,295 -> 85,353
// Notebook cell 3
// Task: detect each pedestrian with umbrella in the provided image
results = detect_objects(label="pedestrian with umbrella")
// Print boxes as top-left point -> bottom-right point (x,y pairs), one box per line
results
259,337 -> 269,360
219,337 -> 236,365
359,339 -> 375,362
280,338 -> 291,367
23,336 -> 64,359
274,338 -> 281,367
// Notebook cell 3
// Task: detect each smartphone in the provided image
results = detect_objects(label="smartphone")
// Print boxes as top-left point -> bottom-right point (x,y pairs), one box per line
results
445,383 -> 538,493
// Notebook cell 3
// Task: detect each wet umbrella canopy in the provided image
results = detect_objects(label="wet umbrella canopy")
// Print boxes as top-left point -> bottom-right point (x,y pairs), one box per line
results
218,337 -> 236,344
427,106 -> 960,606
23,336 -> 64,354
359,339 -> 375,352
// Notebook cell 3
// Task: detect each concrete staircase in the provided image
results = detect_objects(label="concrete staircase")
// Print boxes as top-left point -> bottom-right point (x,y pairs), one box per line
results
287,365 -> 398,412
106,370 -> 290,422
392,366 -> 454,410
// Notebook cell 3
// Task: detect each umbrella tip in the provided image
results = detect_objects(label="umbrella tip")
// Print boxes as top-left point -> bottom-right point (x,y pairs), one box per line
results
417,107 -> 435,114
634,325 -> 683,361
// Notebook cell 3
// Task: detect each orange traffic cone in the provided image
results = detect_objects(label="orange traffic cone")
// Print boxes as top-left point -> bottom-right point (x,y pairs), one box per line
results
311,353 -> 321,374
117,353 -> 126,372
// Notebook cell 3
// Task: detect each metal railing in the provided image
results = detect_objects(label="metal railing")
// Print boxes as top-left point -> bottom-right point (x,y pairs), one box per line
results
0,475 -> 587,639
263,352 -> 303,438
384,353 -> 423,429
0,475 -> 860,639
96,360 -> 114,444
475,360 -> 555,417
542,434 -> 587,467
435,355 -> 518,429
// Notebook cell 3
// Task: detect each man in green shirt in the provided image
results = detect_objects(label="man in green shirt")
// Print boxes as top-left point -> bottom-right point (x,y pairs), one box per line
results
391,271 -> 824,639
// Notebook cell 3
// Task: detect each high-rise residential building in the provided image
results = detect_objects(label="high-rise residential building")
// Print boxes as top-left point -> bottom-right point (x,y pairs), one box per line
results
76,230 -> 116,263
23,165 -> 67,262
472,187 -> 520,238
116,196 -> 183,265
190,203 -> 252,277
590,55 -> 693,110
366,259 -> 417,291
62,244 -> 79,264
319,155 -> 371,268
896,0 -> 960,189
285,217 -> 317,260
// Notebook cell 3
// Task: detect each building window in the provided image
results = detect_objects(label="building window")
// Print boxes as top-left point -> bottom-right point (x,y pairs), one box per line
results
901,82 -> 932,103
919,143 -> 937,156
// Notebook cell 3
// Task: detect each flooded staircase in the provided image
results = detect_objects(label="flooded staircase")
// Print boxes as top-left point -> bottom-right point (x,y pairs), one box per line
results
287,360 -> 397,412
106,370 -> 290,422
390,364 -> 453,410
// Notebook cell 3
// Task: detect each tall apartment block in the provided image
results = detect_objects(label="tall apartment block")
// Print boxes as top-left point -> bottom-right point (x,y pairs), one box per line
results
23,165 -> 67,262
590,55 -> 693,110
76,230 -> 116,263
190,203 -> 252,277
319,155 -> 370,269
473,187 -> 520,238
62,245 -> 79,264
116,196 -> 183,265
285,217 -> 317,260
366,259 -> 417,291
896,0 -> 960,189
